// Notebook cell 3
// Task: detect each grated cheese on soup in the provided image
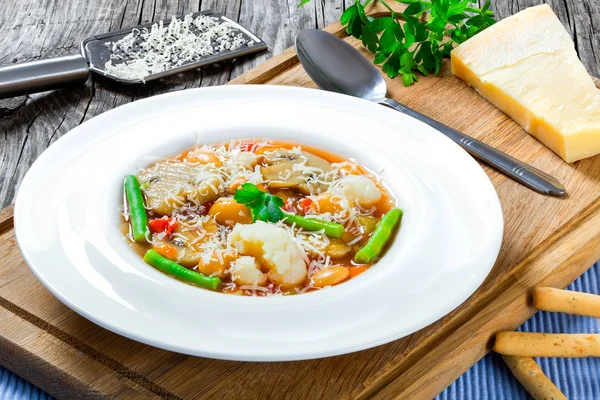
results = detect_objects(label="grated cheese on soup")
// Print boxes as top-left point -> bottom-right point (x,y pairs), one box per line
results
124,140 -> 398,296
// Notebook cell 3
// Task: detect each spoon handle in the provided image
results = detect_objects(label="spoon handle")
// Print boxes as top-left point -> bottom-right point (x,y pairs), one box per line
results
380,98 -> 566,197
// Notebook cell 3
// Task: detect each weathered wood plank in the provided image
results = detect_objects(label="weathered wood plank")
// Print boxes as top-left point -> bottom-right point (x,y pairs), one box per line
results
0,0 -> 342,208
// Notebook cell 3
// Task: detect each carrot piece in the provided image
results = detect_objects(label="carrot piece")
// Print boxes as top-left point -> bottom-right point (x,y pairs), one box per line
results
154,243 -> 178,260
349,266 -> 369,278
300,198 -> 313,214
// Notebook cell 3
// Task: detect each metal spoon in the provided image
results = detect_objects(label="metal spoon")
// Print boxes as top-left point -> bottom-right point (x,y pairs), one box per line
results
295,29 -> 566,197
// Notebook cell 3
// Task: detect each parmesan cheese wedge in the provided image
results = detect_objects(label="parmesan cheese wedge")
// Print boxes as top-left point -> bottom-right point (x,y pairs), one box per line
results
451,5 -> 600,163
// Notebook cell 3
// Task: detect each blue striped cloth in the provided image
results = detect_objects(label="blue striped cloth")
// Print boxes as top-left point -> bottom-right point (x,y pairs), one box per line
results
438,260 -> 600,400
0,368 -> 51,400
1,261 -> 599,400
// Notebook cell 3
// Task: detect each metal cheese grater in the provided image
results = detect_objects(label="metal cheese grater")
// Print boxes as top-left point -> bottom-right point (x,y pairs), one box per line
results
0,11 -> 267,99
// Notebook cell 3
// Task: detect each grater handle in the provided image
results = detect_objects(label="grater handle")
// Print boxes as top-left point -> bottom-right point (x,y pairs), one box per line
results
0,55 -> 90,99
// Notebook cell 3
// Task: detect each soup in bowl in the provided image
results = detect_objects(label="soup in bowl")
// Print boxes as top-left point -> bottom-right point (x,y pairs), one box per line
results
122,139 -> 402,296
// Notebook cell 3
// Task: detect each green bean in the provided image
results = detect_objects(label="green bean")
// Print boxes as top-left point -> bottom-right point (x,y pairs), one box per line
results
144,249 -> 221,291
354,208 -> 403,264
283,213 -> 345,238
124,175 -> 149,243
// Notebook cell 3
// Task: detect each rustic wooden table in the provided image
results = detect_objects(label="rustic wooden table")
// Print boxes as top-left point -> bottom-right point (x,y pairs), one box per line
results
0,0 -> 598,208
0,1 -> 598,398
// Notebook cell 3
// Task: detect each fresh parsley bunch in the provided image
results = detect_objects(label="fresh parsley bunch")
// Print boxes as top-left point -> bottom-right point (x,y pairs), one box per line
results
301,0 -> 495,86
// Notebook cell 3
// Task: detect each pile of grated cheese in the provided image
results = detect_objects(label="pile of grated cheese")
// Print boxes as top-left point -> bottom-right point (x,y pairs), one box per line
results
104,14 -> 254,82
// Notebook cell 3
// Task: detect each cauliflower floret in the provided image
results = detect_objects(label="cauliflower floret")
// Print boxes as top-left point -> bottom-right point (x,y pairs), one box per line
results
333,175 -> 382,208
227,221 -> 307,287
229,256 -> 267,285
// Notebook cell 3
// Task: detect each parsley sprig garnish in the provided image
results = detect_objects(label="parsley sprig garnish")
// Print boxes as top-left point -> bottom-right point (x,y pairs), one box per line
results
300,0 -> 495,86
233,183 -> 285,223
233,183 -> 346,237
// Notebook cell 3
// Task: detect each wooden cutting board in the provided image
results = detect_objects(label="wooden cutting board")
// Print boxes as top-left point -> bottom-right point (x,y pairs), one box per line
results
1,4 -> 600,399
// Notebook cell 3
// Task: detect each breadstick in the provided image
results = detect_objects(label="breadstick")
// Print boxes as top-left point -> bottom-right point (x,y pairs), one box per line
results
494,332 -> 600,357
533,287 -> 600,318
502,355 -> 566,400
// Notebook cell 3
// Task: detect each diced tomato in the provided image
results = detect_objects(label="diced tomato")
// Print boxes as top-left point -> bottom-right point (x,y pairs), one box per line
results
148,219 -> 167,233
148,218 -> 178,237
166,219 -> 178,236
300,198 -> 313,215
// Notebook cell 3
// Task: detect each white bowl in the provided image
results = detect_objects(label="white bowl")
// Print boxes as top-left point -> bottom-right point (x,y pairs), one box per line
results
14,85 -> 503,361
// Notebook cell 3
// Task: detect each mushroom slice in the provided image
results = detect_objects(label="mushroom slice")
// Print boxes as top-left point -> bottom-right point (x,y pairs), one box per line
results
138,162 -> 192,215
260,149 -> 334,191
298,179 -> 330,196
298,151 -> 335,194
261,161 -> 304,188
301,152 -> 333,173
138,162 -> 222,215
260,149 -> 302,165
